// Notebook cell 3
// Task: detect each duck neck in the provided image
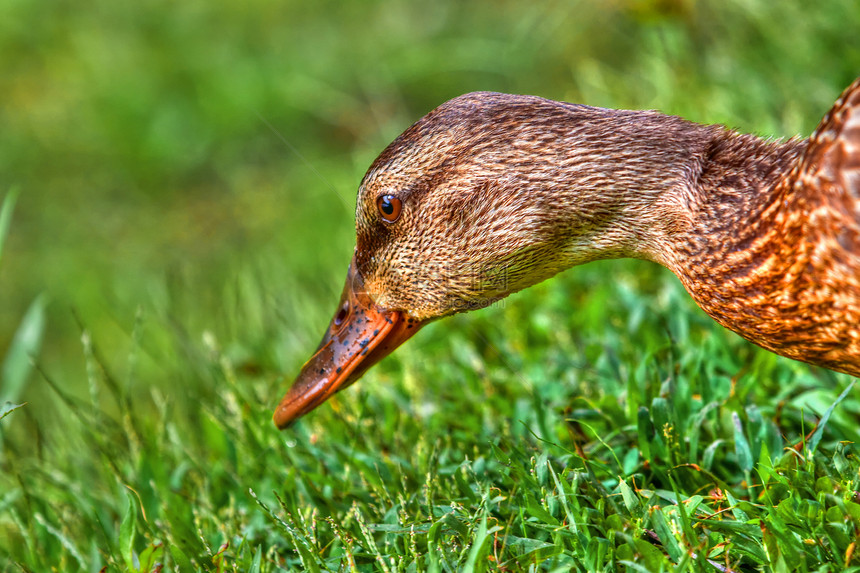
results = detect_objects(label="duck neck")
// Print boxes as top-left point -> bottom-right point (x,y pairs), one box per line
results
541,108 -> 808,346
658,131 -> 808,327
490,106 -> 807,305
545,109 -> 807,273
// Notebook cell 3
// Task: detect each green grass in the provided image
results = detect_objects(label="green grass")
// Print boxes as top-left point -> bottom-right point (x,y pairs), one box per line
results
4,259 -> 860,572
2,0 -> 860,571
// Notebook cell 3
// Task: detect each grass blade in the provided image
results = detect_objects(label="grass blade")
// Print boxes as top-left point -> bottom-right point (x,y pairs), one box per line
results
808,381 -> 856,454
120,491 -> 139,571
0,187 -> 19,267
732,412 -> 753,473
0,294 -> 47,404
463,511 -> 501,573
0,402 -> 25,422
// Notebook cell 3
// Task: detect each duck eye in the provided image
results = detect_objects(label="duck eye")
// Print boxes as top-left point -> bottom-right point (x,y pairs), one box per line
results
376,194 -> 402,223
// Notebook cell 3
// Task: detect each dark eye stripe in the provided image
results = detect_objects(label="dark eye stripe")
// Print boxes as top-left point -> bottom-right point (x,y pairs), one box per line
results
376,195 -> 402,223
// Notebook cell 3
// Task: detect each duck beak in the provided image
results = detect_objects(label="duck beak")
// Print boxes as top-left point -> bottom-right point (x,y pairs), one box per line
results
273,258 -> 425,428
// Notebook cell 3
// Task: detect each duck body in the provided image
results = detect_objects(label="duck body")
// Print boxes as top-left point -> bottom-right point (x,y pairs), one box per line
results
275,78 -> 860,428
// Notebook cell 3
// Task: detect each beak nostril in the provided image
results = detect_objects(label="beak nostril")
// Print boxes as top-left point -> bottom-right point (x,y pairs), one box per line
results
333,301 -> 350,327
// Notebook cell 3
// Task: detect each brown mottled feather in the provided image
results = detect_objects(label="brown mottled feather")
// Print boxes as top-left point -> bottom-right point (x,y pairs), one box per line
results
353,79 -> 860,377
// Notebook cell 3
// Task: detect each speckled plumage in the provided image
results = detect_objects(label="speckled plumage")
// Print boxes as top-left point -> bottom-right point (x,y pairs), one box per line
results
275,78 -> 860,428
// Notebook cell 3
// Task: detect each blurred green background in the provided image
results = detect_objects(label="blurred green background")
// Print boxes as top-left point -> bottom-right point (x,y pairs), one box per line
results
2,0 -> 860,567
3,0 -> 857,387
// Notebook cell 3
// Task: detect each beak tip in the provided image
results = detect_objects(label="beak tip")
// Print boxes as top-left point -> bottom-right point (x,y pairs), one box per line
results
272,411 -> 289,430
273,402 -> 300,430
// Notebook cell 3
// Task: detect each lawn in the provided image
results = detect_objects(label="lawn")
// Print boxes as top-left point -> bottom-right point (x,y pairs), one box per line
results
2,0 -> 860,571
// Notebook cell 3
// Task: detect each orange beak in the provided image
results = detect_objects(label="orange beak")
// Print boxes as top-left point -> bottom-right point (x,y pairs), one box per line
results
273,258 -> 425,428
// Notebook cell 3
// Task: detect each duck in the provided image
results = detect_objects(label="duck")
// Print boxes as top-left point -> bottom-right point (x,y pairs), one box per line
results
274,78 -> 860,428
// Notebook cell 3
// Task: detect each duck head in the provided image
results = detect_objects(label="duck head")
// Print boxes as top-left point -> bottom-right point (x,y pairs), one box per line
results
273,91 -> 710,428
